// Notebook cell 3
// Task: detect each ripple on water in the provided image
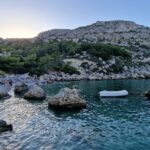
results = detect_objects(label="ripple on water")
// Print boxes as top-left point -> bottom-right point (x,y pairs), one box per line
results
1,80 -> 150,150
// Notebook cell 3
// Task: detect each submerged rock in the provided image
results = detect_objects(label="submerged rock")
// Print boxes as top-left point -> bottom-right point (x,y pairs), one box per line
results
48,88 -> 87,110
24,85 -> 46,100
0,120 -> 13,132
14,82 -> 29,94
145,89 -> 150,98
0,86 -> 10,99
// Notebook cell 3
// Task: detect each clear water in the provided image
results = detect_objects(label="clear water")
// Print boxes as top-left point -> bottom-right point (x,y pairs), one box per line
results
0,80 -> 150,150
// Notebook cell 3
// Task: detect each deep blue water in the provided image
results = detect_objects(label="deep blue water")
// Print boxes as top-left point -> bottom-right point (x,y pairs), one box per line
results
1,80 -> 150,150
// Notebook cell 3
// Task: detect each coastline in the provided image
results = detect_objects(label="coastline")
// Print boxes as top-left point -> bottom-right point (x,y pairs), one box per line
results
0,72 -> 150,87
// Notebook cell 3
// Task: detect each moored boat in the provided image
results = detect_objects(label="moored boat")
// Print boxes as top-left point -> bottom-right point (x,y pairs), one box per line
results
99,90 -> 128,97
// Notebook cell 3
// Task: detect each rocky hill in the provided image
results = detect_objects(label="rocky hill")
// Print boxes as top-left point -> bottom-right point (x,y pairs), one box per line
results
36,20 -> 150,79
36,20 -> 150,48
0,20 -> 150,79
1,20 -> 150,49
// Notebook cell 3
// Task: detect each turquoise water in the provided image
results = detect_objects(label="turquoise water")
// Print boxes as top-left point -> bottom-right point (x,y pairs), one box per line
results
0,80 -> 150,150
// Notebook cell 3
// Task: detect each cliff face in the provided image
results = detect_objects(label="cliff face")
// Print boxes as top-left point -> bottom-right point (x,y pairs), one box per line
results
36,20 -> 150,48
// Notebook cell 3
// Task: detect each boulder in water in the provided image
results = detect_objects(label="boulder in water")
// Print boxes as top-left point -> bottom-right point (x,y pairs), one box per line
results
24,85 -> 46,100
48,88 -> 87,110
14,82 -> 29,94
0,120 -> 13,132
145,89 -> 150,98
0,86 -> 10,99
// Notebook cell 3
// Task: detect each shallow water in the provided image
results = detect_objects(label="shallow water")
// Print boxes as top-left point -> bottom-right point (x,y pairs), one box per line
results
1,80 -> 150,150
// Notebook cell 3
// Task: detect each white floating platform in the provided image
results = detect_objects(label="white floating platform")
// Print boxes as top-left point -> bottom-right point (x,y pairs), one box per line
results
99,90 -> 128,97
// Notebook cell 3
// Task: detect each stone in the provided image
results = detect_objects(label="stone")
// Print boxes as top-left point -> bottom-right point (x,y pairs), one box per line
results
145,90 -> 150,98
24,85 -> 46,100
0,86 -> 10,99
14,82 -> 29,94
123,66 -> 128,71
48,88 -> 87,110
0,120 -> 13,132
139,74 -> 145,79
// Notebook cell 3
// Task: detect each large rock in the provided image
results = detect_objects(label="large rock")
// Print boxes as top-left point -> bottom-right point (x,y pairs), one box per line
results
14,83 -> 29,94
0,86 -> 10,99
24,85 -> 46,100
145,89 -> 150,98
0,120 -> 13,132
48,88 -> 87,110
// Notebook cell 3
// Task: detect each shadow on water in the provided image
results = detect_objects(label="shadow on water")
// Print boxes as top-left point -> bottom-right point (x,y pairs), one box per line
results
13,92 -> 24,98
100,97 -> 129,102
48,106 -> 87,118
26,99 -> 45,104
0,95 -> 11,101
0,98 -> 7,103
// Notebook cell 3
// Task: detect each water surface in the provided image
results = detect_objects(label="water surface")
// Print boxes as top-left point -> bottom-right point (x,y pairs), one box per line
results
0,80 -> 150,150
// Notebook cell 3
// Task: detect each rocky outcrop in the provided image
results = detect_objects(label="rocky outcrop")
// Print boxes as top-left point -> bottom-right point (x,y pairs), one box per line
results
145,90 -> 150,98
48,88 -> 87,110
24,85 -> 46,100
0,86 -> 10,99
0,120 -> 13,132
14,83 -> 29,94
36,20 -> 150,49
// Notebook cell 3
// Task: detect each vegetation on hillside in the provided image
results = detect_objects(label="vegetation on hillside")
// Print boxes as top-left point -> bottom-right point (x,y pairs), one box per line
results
0,40 -> 131,75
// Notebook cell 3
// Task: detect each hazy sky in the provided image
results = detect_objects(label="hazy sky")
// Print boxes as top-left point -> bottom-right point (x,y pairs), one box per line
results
0,0 -> 150,38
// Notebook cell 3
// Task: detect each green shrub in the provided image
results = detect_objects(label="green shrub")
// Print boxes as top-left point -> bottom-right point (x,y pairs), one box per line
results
61,63 -> 80,75
79,43 -> 131,60
111,58 -> 124,73
0,40 -> 131,75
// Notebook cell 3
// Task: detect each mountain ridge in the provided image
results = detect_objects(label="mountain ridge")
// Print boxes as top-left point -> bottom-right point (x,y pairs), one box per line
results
35,20 -> 150,48
0,20 -> 150,40
1,20 -> 150,48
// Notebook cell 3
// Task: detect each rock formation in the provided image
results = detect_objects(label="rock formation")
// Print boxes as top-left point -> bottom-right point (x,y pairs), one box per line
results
24,85 -> 46,100
48,88 -> 87,110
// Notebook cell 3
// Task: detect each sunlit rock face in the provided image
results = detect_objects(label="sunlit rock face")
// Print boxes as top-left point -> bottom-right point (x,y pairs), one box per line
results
0,86 -> 10,99
48,88 -> 87,110
24,85 -> 46,100
36,20 -> 150,48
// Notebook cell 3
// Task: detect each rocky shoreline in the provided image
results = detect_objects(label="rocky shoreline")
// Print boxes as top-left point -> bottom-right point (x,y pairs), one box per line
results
0,71 -> 150,87
0,71 -> 150,133
40,71 -> 150,81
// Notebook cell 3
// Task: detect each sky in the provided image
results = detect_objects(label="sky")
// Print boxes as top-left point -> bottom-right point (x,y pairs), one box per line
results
0,0 -> 150,38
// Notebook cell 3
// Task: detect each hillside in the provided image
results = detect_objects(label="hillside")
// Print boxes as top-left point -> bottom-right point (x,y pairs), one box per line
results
0,20 -> 150,79
36,20 -> 150,48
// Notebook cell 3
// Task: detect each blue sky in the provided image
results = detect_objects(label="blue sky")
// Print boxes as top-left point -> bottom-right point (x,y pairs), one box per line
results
0,0 -> 150,38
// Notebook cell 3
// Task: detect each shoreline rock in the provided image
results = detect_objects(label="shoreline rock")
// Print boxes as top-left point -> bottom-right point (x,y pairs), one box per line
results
0,86 -> 10,99
145,90 -> 150,98
0,71 -> 150,87
14,82 -> 29,94
24,85 -> 46,100
48,88 -> 87,110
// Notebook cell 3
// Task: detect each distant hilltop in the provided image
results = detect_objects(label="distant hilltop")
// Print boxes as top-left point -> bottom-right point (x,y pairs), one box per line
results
0,20 -> 150,79
35,20 -> 150,48
1,20 -> 150,48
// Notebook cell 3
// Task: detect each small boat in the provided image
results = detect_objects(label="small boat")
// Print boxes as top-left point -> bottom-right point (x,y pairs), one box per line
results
99,90 -> 128,97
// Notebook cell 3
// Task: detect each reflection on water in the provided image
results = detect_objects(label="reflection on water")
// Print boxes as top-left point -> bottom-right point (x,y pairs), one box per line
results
0,80 -> 150,150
